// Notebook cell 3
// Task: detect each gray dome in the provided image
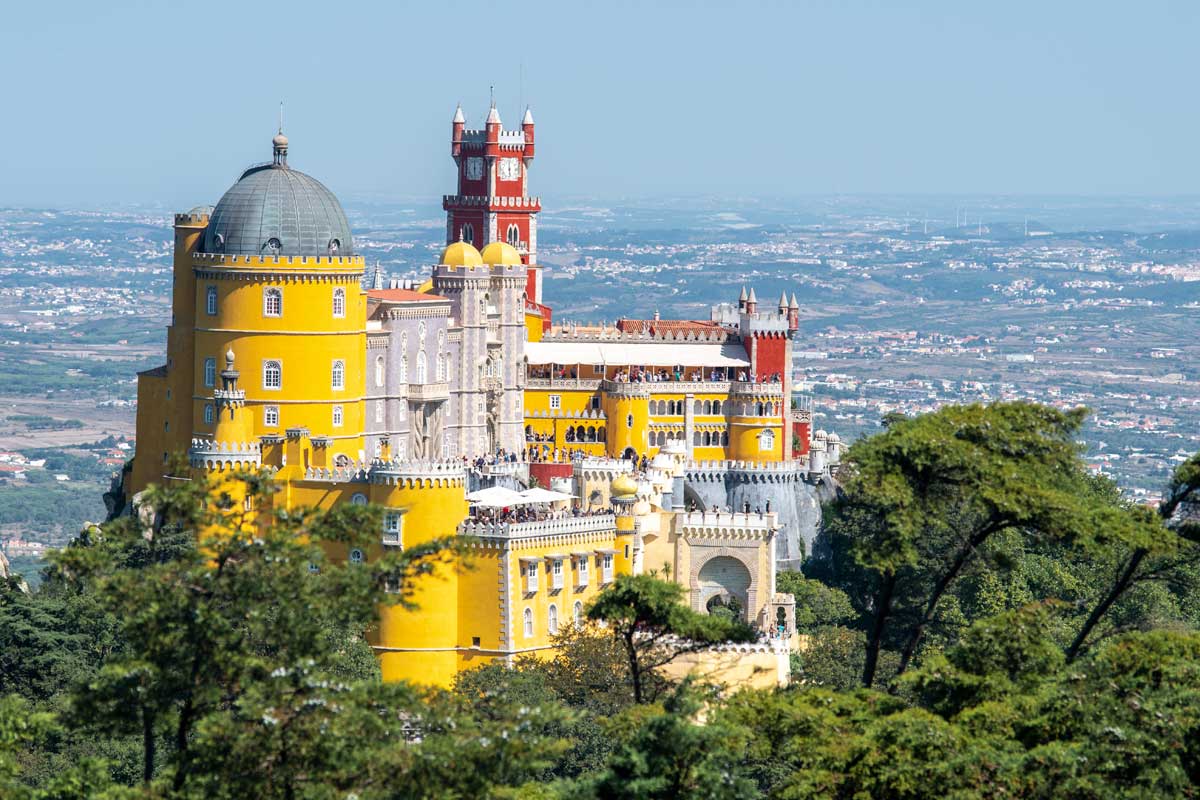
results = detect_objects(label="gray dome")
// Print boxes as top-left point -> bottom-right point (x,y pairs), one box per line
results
201,163 -> 353,257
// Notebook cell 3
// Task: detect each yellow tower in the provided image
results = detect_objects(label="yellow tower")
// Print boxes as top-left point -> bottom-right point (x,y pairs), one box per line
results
602,382 -> 651,459
611,472 -> 639,575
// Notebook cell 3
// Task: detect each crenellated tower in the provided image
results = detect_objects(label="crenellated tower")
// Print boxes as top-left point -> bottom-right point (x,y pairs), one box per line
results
444,101 -> 543,305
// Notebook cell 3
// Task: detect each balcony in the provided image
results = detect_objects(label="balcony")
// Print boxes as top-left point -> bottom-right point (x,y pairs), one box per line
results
600,380 -> 651,398
407,382 -> 449,403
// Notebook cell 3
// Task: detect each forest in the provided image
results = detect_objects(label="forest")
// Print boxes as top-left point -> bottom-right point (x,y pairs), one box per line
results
1,401 -> 1198,799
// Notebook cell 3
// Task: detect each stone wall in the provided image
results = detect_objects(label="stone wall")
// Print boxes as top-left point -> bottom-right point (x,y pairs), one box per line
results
684,464 -> 837,571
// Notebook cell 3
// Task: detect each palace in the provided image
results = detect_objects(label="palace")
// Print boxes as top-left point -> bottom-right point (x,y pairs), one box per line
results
126,102 -> 844,687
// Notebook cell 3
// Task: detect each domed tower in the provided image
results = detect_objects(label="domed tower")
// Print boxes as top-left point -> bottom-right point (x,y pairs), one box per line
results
610,473 -> 640,576
132,129 -> 367,493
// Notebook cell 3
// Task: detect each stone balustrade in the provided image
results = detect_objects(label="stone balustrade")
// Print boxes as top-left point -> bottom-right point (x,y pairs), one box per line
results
729,381 -> 784,397
407,381 -> 450,402
458,514 -> 616,540
188,438 -> 262,470
526,377 -> 603,390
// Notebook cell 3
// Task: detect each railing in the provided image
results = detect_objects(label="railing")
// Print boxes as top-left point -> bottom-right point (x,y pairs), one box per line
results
477,462 -> 525,476
600,380 -> 651,398
730,381 -> 784,397
527,377 -> 603,390
677,510 -> 779,529
458,514 -> 616,539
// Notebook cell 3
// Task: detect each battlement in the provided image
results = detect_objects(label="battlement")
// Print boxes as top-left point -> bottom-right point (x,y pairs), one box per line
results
369,458 -> 468,488
601,380 -> 652,398
435,262 -> 526,276
527,378 -> 603,390
458,514 -> 616,541
188,437 -> 262,470
526,408 -> 607,420
191,252 -> 364,270
543,324 -> 731,344
442,194 -> 541,209
174,213 -> 210,225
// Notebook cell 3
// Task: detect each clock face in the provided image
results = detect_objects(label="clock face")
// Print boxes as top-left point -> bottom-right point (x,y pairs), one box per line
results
498,157 -> 520,181
465,157 -> 484,181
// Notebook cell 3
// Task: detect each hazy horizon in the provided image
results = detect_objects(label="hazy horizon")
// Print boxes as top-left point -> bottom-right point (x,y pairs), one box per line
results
3,0 -> 1199,206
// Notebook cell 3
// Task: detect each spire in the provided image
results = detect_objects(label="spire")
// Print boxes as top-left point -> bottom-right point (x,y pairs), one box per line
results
487,88 -> 501,125
272,104 -> 288,167
453,104 -> 465,124
789,292 -> 799,310
738,285 -> 748,302
779,291 -> 789,310
371,262 -> 385,291
747,287 -> 757,304
523,106 -> 534,125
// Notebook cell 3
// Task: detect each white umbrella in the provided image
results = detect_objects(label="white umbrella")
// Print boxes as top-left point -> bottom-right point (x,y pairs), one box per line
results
465,486 -> 528,507
519,487 -> 575,503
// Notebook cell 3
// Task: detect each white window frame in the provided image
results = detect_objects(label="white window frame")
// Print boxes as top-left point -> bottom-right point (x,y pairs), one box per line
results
264,405 -> 279,427
507,224 -> 520,247
548,395 -> 561,410
523,607 -> 533,638
548,604 -> 559,635
203,357 -> 216,388
462,223 -> 474,245
349,548 -> 364,564
551,558 -> 564,590
205,286 -> 218,316
573,601 -> 583,627
383,510 -> 403,547
332,287 -> 346,318
351,493 -> 368,505
263,287 -> 283,318
601,553 -> 614,584
759,429 -> 776,452
416,351 -> 427,383
332,405 -> 344,427
375,355 -> 385,387
332,359 -> 345,391
576,556 -> 589,586
526,560 -> 539,593
262,360 -> 282,390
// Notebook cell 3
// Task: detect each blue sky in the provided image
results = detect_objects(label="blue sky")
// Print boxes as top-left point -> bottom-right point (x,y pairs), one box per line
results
2,0 -> 1198,207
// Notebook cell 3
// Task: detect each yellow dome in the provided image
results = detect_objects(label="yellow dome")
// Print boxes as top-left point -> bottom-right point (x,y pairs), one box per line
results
611,473 -> 638,498
480,241 -> 522,266
440,241 -> 483,266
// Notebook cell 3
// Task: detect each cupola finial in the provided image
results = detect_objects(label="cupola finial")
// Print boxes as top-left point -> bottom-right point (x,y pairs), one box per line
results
272,103 -> 289,167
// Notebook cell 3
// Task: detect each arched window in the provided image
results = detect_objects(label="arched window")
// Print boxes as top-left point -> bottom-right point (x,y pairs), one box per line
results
416,351 -> 427,383
523,607 -> 534,638
399,355 -> 408,383
598,426 -> 606,442
332,405 -> 344,427
263,360 -> 282,390
375,355 -> 385,387
264,406 -> 279,427
573,601 -> 583,627
507,224 -> 520,247
334,454 -> 352,467
759,429 -> 775,452
461,223 -> 474,245
375,401 -> 384,424
722,430 -> 730,446
548,604 -> 559,635
203,357 -> 216,388
350,493 -> 368,505
693,431 -> 702,446
437,352 -> 447,382
656,431 -> 666,447
332,287 -> 346,318
627,414 -> 634,429
349,548 -> 364,564
703,431 -> 712,446
203,404 -> 214,424
331,360 -> 345,390
263,287 -> 282,317
205,286 -> 217,316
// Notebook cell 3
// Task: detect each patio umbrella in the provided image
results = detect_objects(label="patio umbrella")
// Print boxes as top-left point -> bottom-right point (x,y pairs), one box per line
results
518,487 -> 575,503
465,486 -> 528,507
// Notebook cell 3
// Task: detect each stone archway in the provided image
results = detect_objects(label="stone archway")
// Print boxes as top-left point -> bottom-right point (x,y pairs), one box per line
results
696,556 -> 752,621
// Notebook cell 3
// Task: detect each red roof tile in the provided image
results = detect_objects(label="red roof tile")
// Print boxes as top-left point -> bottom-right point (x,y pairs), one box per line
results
368,289 -> 448,303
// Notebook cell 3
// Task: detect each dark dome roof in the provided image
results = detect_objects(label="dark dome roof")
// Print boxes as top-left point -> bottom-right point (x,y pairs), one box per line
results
201,159 -> 353,258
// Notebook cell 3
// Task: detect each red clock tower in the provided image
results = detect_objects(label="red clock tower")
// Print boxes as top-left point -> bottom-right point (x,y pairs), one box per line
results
446,101 -> 543,303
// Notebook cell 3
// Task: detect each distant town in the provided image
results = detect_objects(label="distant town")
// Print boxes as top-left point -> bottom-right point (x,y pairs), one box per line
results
2,196 -> 1199,568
